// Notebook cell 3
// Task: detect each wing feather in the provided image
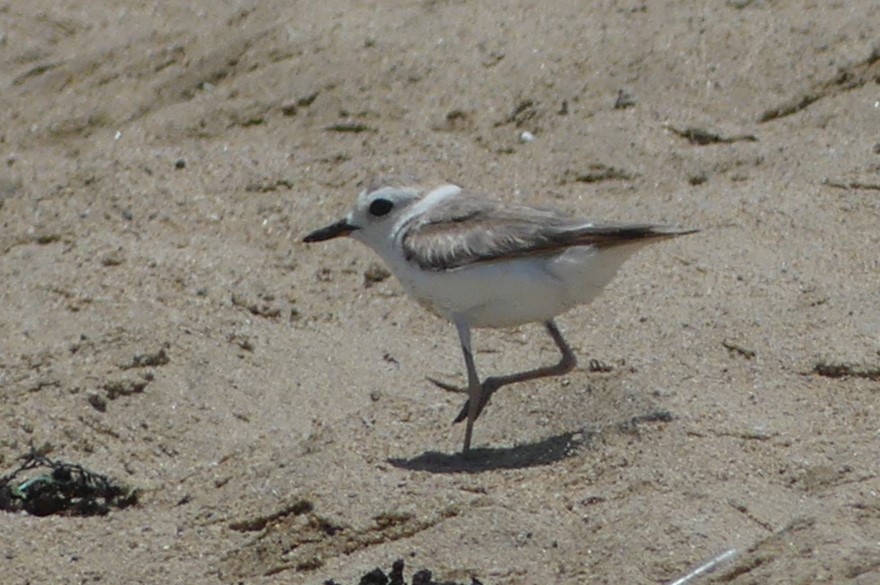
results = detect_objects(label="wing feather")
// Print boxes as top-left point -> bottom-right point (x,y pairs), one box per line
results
400,192 -> 694,271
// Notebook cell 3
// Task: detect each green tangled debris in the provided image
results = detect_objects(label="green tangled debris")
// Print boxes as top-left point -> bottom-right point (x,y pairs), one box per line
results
0,452 -> 138,516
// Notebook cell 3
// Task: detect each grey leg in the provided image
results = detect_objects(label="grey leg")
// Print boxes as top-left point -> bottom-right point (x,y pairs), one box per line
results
452,317 -> 481,454
452,319 -> 577,424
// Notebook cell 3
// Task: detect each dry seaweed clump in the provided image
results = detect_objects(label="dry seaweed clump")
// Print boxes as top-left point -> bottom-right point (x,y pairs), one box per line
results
0,452 -> 138,517
325,559 -> 483,585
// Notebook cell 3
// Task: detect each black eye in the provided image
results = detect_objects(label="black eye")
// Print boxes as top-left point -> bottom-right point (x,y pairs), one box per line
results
368,198 -> 394,217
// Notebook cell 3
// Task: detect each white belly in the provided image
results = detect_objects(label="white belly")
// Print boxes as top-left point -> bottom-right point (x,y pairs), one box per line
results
385,244 -> 646,328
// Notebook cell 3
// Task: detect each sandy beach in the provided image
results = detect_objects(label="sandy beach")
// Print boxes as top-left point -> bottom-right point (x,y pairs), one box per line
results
1,1 -> 878,583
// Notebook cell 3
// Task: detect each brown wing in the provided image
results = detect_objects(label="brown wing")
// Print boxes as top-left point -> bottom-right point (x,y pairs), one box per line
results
400,192 -> 696,271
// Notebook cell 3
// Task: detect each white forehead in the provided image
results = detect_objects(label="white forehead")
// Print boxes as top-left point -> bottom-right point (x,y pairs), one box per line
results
356,185 -> 419,206
348,182 -> 462,228
344,182 -> 463,250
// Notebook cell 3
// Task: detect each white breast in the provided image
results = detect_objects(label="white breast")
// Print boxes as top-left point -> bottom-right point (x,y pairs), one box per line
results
384,243 -> 644,328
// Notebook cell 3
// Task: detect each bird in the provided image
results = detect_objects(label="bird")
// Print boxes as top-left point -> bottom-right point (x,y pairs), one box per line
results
303,176 -> 696,454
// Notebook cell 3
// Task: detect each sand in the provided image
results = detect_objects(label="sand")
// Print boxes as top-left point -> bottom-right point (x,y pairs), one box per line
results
1,1 -> 878,583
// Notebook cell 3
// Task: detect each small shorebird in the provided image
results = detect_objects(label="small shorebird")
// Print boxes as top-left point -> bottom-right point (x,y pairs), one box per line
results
304,176 -> 696,454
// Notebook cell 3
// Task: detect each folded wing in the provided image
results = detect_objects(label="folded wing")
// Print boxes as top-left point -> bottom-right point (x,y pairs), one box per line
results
400,192 -> 695,271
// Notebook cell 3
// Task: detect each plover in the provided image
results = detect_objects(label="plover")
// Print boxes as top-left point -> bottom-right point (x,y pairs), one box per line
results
304,176 -> 696,453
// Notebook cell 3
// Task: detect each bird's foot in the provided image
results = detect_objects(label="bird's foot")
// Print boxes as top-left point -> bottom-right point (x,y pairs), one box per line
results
451,378 -> 501,424
427,376 -> 466,394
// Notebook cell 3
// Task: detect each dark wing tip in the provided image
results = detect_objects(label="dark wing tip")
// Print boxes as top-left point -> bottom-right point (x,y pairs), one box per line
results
647,226 -> 700,237
580,224 -> 698,248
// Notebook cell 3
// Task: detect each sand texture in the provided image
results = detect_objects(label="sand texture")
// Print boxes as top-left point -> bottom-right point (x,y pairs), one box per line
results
1,1 -> 879,583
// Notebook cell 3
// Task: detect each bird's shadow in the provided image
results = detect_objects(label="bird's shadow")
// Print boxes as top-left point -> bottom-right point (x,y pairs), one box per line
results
388,429 -> 593,473
388,408 -> 675,473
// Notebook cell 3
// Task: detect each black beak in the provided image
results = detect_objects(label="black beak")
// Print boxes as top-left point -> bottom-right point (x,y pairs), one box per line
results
303,219 -> 358,243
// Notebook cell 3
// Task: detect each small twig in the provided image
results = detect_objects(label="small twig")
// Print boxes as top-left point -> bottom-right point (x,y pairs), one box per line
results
811,361 -> 880,381
665,125 -> 757,145
324,121 -> 376,133
822,178 -> 880,192
667,548 -> 738,585
722,339 -> 756,360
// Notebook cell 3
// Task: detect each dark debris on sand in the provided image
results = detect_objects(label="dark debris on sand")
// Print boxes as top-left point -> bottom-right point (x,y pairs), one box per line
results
0,452 -> 138,517
325,559 -> 483,585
